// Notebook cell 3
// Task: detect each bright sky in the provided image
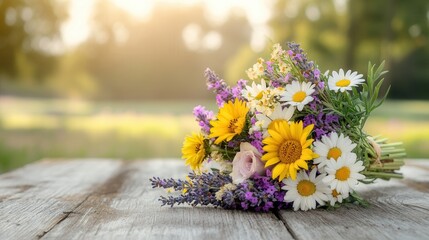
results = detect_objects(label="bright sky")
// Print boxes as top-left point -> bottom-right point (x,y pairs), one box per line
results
60,0 -> 274,51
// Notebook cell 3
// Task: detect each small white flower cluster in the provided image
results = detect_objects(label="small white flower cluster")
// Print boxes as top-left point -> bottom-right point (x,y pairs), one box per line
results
246,58 -> 265,81
270,43 -> 290,74
241,80 -> 284,116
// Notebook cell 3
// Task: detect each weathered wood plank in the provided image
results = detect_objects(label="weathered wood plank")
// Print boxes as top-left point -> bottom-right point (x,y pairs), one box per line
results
278,162 -> 429,240
3,159 -> 429,239
42,159 -> 294,240
0,159 -> 123,240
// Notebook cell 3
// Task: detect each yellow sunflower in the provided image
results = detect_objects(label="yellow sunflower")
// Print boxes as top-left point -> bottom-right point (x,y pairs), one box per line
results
182,133 -> 206,171
209,99 -> 249,145
262,121 -> 318,181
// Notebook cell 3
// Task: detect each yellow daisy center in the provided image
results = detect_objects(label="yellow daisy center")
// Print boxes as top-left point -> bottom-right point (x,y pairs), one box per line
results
335,166 -> 351,181
278,140 -> 302,164
255,91 -> 263,100
336,79 -> 351,87
292,91 -> 307,102
327,147 -> 342,160
332,189 -> 340,198
297,180 -> 316,196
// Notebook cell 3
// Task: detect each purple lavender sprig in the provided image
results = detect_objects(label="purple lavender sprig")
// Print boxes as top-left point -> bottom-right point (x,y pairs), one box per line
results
150,171 -> 231,207
150,169 -> 288,212
248,115 -> 263,153
193,105 -> 214,135
205,68 -> 246,106
265,70 -> 296,88
303,96 -> 341,140
287,42 -> 322,89
223,171 -> 287,212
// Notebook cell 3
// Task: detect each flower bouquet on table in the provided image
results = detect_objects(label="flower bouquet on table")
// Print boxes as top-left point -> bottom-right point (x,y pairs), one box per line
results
150,42 -> 406,211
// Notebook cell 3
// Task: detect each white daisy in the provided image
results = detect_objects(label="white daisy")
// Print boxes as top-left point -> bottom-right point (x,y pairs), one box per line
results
255,105 -> 295,136
327,189 -> 349,206
313,132 -> 357,171
242,79 -> 268,102
328,69 -> 364,92
282,168 -> 330,211
323,155 -> 365,195
281,81 -> 315,111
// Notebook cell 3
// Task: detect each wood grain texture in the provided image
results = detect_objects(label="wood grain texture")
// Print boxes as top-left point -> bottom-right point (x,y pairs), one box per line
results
1,159 -> 429,240
0,159 -> 123,240
278,162 -> 429,240
42,160 -> 294,240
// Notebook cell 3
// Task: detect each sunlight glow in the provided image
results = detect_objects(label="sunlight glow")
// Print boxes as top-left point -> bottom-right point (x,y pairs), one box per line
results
202,31 -> 222,50
333,0 -> 347,13
62,0 -> 273,51
182,24 -> 223,51
61,0 -> 94,48
110,0 -> 154,20
306,5 -> 320,22
182,23 -> 202,51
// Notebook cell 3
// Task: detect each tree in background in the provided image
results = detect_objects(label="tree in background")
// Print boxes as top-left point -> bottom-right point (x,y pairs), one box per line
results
0,0 -> 427,100
0,0 -> 67,83
266,0 -> 429,99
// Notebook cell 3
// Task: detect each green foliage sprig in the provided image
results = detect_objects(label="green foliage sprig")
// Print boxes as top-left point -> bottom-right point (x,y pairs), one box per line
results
319,62 -> 404,181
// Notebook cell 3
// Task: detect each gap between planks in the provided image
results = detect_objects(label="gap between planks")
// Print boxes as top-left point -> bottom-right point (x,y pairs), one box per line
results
40,160 -> 296,240
36,194 -> 92,239
32,159 -> 429,239
37,161 -> 131,239
0,159 -> 124,240
3,159 -> 428,240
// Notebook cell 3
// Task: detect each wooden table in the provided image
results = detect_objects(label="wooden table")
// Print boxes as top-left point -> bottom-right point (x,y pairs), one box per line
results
0,159 -> 428,240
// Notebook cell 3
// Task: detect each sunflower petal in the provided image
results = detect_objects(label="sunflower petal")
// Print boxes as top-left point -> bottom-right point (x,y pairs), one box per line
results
289,166 -> 297,180
265,157 -> 280,167
295,160 -> 309,170
272,163 -> 286,180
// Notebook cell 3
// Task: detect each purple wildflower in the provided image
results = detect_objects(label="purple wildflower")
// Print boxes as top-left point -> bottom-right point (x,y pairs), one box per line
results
249,130 -> 263,154
205,68 -> 245,106
193,105 -> 214,135
232,79 -> 247,99
150,169 -> 287,212
303,112 -> 341,140
287,42 -> 323,91
150,171 -> 231,208
227,140 -> 240,149
266,61 -> 273,74
245,192 -> 258,204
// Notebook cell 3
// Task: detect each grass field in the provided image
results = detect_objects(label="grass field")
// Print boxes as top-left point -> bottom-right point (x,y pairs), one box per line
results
0,96 -> 428,173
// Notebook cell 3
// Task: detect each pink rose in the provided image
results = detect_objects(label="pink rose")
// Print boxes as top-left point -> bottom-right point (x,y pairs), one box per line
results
231,142 -> 265,184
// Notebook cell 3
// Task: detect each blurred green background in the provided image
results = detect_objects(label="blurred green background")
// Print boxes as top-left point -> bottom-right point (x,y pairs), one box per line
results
0,0 -> 428,172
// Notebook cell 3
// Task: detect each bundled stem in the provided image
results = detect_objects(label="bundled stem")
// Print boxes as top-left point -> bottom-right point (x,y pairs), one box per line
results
363,136 -> 406,180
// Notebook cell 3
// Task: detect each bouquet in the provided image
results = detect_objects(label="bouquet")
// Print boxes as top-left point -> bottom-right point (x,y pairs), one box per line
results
150,42 -> 406,211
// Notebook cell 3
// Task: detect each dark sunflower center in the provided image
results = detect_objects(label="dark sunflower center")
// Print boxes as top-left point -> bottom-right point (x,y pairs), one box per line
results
195,144 -> 201,153
278,140 -> 302,164
228,118 -> 239,133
